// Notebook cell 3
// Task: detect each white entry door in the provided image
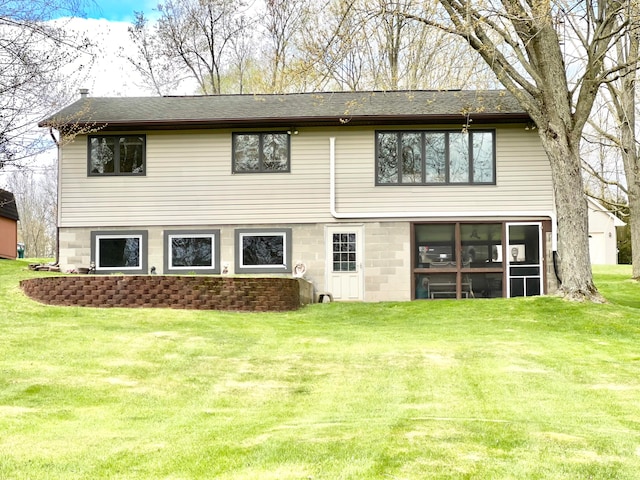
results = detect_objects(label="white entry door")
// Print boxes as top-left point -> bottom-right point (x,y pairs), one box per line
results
325,226 -> 364,301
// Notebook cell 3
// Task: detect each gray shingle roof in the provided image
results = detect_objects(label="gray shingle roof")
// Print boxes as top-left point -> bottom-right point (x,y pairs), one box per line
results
41,90 -> 529,130
0,189 -> 18,221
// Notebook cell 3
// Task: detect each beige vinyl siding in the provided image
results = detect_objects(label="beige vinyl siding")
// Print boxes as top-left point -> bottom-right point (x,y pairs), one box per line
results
60,129 -> 334,227
333,124 -> 553,215
59,125 -> 553,228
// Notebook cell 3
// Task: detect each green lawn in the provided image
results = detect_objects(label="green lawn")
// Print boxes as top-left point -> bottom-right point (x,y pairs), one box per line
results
1,259 -> 640,479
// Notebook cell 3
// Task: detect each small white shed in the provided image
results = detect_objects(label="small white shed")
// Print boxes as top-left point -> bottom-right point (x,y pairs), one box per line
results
587,198 -> 625,265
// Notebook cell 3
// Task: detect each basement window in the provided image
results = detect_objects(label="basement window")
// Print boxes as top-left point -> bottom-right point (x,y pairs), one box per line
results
234,228 -> 292,273
164,230 -> 220,274
91,231 -> 148,274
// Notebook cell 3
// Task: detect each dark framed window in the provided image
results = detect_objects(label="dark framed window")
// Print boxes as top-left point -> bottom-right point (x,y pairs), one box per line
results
163,230 -> 221,274
234,228 -> 292,273
91,230 -> 148,274
232,132 -> 290,173
376,130 -> 495,185
88,135 -> 146,176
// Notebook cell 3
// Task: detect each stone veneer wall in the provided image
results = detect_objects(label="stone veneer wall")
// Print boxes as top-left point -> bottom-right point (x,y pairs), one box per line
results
21,276 -> 302,311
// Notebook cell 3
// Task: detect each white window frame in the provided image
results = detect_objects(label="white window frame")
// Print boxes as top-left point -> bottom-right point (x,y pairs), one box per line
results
235,228 -> 292,273
91,231 -> 147,274
164,230 -> 220,274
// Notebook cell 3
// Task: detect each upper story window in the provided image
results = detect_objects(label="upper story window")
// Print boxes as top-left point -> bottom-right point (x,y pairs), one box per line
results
232,132 -> 290,173
376,130 -> 495,185
89,135 -> 146,176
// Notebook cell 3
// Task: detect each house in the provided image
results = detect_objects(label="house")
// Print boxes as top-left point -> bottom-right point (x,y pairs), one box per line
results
0,189 -> 19,260
41,89 -> 559,301
587,198 -> 625,265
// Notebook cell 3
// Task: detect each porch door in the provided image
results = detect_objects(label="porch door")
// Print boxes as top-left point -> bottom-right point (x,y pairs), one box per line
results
326,226 -> 364,301
506,223 -> 543,297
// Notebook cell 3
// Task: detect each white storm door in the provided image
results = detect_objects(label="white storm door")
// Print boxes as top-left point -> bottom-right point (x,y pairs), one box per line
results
326,226 -> 364,301
506,222 -> 543,298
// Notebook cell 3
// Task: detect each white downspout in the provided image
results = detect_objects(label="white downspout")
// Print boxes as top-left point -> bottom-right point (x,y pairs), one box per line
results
328,136 -> 558,251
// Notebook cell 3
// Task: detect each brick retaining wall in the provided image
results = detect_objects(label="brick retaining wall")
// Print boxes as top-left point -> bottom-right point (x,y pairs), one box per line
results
20,276 -> 302,311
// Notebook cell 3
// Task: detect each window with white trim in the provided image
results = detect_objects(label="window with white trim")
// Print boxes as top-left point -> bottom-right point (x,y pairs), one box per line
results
91,231 -> 147,274
164,230 -> 220,274
234,228 -> 292,273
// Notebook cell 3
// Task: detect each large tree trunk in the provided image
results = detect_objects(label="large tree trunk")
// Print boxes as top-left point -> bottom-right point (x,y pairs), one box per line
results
628,182 -> 640,279
538,129 -> 605,301
616,13 -> 640,280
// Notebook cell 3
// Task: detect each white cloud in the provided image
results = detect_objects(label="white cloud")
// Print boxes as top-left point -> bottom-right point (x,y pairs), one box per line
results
58,16 -> 201,98
57,17 -> 151,97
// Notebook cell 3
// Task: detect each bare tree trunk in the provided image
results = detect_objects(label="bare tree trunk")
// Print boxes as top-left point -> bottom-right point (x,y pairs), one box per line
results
616,8 -> 640,279
399,0 -> 631,301
539,131 -> 601,299
628,183 -> 640,279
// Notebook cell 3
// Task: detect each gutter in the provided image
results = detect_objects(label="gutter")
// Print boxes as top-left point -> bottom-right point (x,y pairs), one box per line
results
328,136 -> 558,252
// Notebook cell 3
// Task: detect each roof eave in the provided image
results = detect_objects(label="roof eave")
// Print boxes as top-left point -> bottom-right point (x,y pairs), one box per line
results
45,113 -> 532,132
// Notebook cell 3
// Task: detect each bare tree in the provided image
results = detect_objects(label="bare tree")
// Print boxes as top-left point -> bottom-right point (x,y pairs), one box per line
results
259,0 -> 311,93
300,0 -> 368,90
301,0 -> 496,92
126,12 -> 184,96
0,0 -> 93,170
226,16 -> 256,94
154,0 -> 250,94
399,0 -> 638,301
5,163 -> 57,258
584,3 -> 640,277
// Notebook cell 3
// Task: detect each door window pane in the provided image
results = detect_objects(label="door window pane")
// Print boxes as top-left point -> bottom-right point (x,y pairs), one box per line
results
508,224 -> 540,264
333,233 -> 357,272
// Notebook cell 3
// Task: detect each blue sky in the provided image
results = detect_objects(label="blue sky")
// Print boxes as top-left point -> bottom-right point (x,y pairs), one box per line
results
84,0 -> 157,22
